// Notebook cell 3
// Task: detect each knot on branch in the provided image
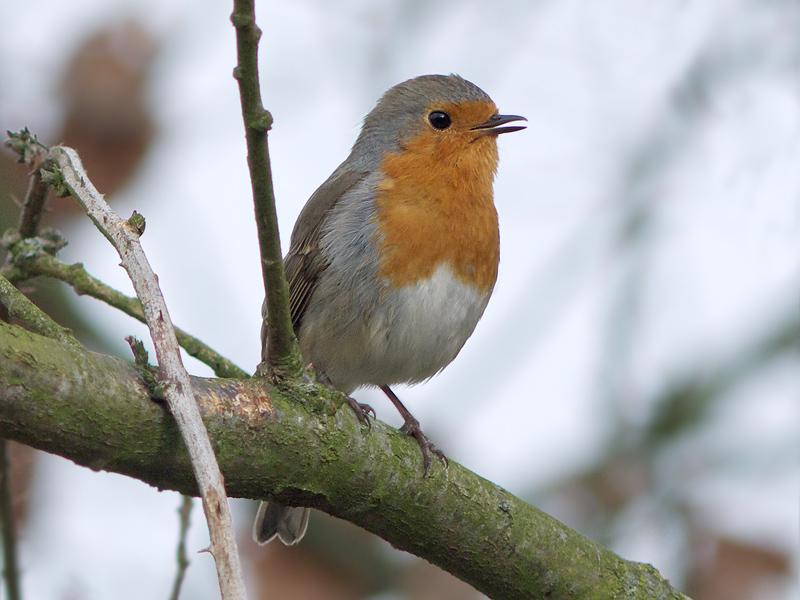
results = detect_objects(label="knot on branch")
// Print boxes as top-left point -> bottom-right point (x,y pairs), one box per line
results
229,11 -> 261,40
229,12 -> 252,28
250,109 -> 273,132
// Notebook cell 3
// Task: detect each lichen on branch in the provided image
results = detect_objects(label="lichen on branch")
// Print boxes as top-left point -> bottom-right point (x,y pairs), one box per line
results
0,320 -> 689,600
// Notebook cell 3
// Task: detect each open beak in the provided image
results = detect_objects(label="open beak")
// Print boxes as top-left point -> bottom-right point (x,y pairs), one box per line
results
471,114 -> 527,136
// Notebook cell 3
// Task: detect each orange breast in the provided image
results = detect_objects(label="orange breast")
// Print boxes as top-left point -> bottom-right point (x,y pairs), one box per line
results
374,124 -> 500,293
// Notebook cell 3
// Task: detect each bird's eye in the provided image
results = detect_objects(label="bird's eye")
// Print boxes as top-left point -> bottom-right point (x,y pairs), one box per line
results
428,111 -> 452,130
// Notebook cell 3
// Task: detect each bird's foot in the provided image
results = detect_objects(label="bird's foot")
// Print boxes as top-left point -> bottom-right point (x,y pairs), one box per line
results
346,396 -> 376,429
315,370 -> 375,429
400,415 -> 448,475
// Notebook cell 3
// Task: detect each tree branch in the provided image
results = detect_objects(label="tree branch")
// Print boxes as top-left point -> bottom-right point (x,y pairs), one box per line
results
17,170 -> 49,239
0,320 -> 689,600
4,129 -> 49,241
169,495 -> 193,600
230,0 -> 303,378
48,146 -> 247,599
0,274 -> 78,346
4,252 -> 248,379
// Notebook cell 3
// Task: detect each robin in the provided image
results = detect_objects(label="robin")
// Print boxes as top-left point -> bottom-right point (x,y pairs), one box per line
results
253,74 -> 525,545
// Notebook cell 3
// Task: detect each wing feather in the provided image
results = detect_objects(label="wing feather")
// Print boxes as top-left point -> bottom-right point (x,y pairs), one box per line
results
285,167 -> 368,331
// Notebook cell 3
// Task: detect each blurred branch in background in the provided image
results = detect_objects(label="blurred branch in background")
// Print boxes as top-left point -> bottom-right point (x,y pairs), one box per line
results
645,309 -> 798,446
169,495 -> 194,600
537,20 -> 800,598
0,441 -> 21,600
536,306 -> 798,596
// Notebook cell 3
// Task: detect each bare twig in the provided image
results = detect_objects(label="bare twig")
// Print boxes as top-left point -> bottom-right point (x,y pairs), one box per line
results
169,495 -> 194,600
49,145 -> 247,599
4,253 -> 248,379
0,442 -> 21,600
5,128 -> 50,240
231,0 -> 303,378
18,171 -> 48,239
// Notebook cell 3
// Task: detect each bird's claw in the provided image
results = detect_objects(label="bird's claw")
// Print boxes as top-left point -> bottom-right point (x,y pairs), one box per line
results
346,396 -> 376,429
400,417 -> 448,474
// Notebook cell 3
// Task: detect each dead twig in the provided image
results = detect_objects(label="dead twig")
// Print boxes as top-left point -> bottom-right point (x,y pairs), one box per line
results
48,145 -> 247,599
169,495 -> 194,600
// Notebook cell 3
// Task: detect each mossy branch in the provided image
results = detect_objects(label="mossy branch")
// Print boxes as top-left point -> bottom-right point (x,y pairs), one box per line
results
230,0 -> 303,378
0,274 -> 77,346
0,319 -> 689,600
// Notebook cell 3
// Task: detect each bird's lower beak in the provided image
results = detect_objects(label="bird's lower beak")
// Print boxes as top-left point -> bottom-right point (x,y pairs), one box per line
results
471,114 -> 527,136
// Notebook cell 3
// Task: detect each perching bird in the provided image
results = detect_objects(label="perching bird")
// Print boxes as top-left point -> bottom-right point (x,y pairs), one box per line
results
253,74 -> 525,545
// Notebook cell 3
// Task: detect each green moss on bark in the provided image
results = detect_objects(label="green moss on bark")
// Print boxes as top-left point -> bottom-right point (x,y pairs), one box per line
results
0,321 -> 688,599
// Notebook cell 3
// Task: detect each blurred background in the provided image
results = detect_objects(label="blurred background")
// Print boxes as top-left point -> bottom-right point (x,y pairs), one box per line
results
1,0 -> 798,598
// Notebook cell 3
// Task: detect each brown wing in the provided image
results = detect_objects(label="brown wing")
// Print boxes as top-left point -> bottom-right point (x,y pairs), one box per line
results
260,167 -> 367,363
285,167 -> 368,332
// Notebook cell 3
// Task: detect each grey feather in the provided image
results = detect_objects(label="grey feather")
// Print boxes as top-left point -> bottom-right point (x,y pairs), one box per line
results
252,501 -> 310,546
352,74 -> 493,170
285,166 -> 369,330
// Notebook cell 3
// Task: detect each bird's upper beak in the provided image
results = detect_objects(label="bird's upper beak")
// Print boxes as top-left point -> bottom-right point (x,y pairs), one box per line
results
471,114 -> 527,136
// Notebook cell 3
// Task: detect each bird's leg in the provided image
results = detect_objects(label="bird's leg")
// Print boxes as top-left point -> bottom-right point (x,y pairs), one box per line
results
317,371 -> 375,427
380,385 -> 447,474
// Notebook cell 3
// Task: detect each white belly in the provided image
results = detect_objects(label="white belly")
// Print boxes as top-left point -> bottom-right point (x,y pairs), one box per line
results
300,263 -> 491,393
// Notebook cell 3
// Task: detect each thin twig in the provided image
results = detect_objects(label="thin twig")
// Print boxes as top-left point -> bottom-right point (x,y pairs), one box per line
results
49,145 -> 247,599
0,442 -> 21,600
17,170 -> 49,239
5,128 -> 49,241
0,140 -> 49,600
0,273 -> 78,345
231,0 -> 303,378
5,254 -> 248,379
0,132 -> 75,343
169,495 -> 194,600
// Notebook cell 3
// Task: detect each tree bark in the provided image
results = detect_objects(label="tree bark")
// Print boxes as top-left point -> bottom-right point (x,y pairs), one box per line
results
0,320 -> 688,599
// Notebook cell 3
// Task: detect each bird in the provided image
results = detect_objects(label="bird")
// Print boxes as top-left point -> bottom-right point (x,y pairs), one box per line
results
253,74 -> 525,546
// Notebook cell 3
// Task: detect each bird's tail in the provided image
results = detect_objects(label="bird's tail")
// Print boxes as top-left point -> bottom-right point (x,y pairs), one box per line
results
252,501 -> 311,546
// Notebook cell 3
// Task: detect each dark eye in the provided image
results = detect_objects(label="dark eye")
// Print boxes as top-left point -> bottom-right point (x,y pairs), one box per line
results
428,111 -> 451,130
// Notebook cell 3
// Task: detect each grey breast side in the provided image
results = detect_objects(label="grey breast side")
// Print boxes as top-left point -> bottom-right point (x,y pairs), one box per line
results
295,171 -> 387,392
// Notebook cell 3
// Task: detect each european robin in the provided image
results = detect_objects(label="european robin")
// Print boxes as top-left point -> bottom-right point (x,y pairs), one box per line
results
253,74 -> 525,545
